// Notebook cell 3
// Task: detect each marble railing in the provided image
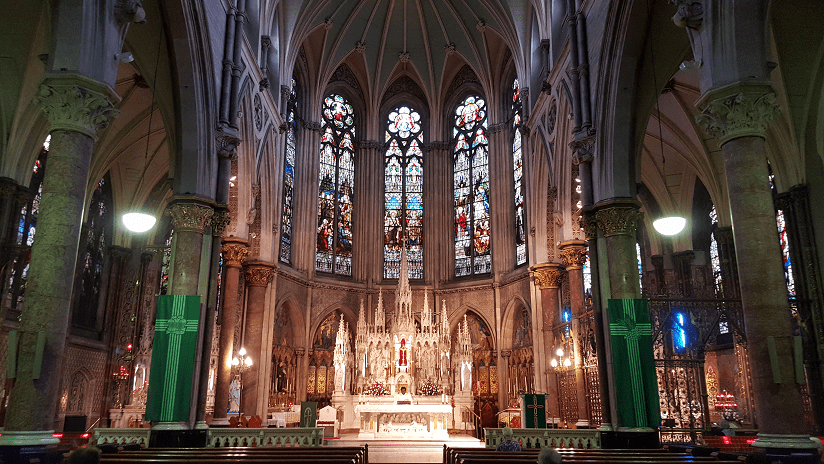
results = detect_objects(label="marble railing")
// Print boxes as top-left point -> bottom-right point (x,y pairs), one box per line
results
208,427 -> 325,447
484,428 -> 601,449
94,428 -> 151,446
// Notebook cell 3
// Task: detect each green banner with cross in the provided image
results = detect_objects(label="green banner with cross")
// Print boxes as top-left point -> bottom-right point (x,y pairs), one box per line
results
520,394 -> 548,428
608,298 -> 660,428
145,295 -> 201,422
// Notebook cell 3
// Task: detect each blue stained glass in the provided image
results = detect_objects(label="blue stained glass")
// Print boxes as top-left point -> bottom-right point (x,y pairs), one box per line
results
673,312 -> 688,351
316,93 -> 355,276
454,94 -> 491,276
512,79 -> 526,266
384,106 -> 424,279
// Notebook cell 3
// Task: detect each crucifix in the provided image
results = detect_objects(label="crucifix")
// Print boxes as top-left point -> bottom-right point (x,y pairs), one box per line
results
526,395 -> 544,428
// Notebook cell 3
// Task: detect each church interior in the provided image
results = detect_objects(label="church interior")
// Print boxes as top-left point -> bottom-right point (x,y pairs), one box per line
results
1,0 -> 824,460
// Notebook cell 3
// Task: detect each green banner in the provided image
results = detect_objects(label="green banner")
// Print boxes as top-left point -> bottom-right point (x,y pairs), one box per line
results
520,394 -> 547,428
300,401 -> 318,427
608,298 -> 660,428
145,295 -> 201,422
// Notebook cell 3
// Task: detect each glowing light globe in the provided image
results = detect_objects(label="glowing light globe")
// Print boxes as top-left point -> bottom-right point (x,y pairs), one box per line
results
122,212 -> 157,233
653,216 -> 686,236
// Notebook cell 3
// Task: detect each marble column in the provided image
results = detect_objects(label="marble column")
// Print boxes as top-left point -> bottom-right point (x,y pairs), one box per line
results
212,238 -> 248,425
591,200 -> 643,429
1,74 -> 118,443
531,263 -> 564,413
696,86 -> 809,442
241,262 -> 274,417
558,240 -> 589,426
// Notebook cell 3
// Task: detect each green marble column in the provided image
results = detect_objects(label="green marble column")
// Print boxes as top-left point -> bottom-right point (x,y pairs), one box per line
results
697,85 -> 810,443
1,74 -> 118,444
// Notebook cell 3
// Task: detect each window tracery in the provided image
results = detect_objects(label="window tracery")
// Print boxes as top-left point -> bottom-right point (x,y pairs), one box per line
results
384,106 -> 424,279
316,94 -> 355,276
279,78 -> 298,264
454,95 -> 491,276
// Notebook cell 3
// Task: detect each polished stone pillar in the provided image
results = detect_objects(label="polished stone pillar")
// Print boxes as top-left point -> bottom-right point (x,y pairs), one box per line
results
531,263 -> 564,408
697,86 -> 809,442
558,240 -> 589,426
1,74 -> 118,443
241,262 -> 274,416
592,200 -> 643,429
211,238 -> 248,425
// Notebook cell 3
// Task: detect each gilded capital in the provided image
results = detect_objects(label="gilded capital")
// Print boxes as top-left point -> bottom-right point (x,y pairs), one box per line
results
221,241 -> 249,268
245,263 -> 275,287
35,74 -> 120,139
594,204 -> 643,237
696,89 -> 780,144
531,263 -> 565,289
558,241 -> 588,270
166,202 -> 215,234
211,208 -> 231,237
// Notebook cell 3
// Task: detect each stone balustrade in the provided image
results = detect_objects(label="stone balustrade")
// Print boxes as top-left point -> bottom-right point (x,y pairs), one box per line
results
484,428 -> 601,449
94,428 -> 151,446
208,427 -> 324,447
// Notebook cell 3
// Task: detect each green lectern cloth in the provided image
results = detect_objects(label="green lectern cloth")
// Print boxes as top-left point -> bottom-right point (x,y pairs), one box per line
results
520,394 -> 547,428
145,295 -> 201,422
300,401 -> 318,427
608,298 -> 660,428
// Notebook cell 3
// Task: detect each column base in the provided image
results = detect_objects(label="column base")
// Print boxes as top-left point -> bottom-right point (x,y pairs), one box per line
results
751,433 -> 819,454
194,421 -> 208,430
0,430 -> 60,446
209,417 -> 230,427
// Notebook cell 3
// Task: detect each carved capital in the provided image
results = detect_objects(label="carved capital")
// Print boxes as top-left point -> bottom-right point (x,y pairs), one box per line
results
166,202 -> 215,234
211,207 -> 231,237
221,240 -> 249,268
244,263 -> 275,287
115,0 -> 146,24
355,41 -> 367,54
696,89 -> 780,144
488,122 -> 508,134
569,133 -> 596,165
558,241 -> 588,269
670,0 -> 703,29
35,74 -> 120,139
583,214 -> 598,240
302,120 -> 322,132
594,203 -> 643,237
531,263 -> 565,289
261,35 -> 272,50
444,43 -> 457,55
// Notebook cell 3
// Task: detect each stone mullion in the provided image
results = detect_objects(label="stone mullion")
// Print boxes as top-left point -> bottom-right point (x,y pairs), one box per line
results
558,240 -> 589,425
212,239 -> 248,424
2,74 -> 119,439
241,262 -> 274,417
777,185 -> 824,432
696,86 -> 809,441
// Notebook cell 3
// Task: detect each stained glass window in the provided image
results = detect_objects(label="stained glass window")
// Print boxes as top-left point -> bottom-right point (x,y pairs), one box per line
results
769,167 -> 796,298
582,253 -> 592,295
72,175 -> 113,331
454,95 -> 491,276
5,137 -> 49,320
384,106 -> 424,279
316,94 -> 355,276
279,78 -> 298,264
636,242 -> 644,292
512,80 -> 526,266
672,312 -> 689,352
709,206 -> 723,296
159,228 -> 174,295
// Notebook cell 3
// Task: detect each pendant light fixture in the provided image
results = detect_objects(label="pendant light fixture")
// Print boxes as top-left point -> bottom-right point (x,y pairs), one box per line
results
648,25 -> 686,237
122,28 -> 163,234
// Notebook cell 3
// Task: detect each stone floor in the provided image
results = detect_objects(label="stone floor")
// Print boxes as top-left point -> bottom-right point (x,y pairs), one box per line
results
325,432 -> 484,463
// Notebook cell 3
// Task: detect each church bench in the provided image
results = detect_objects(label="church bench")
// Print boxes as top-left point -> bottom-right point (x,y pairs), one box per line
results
456,458 -> 741,464
105,446 -> 367,464
446,448 -> 732,464
445,446 -> 676,464
100,457 -> 358,464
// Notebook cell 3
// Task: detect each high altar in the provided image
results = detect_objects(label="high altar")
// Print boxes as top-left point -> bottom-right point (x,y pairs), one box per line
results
331,250 -> 475,438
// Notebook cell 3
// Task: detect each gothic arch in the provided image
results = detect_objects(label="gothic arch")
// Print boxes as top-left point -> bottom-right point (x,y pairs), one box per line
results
501,295 -> 532,351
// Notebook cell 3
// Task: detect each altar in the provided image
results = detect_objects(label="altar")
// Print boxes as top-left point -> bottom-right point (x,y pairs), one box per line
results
354,403 -> 452,439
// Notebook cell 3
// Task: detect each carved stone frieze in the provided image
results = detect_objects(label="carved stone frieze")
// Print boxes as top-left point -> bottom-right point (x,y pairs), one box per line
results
531,263 -> 565,289
166,202 -> 215,233
696,91 -> 780,144
35,74 -> 120,138
594,204 -> 643,237
245,263 -> 275,287
558,241 -> 588,270
222,241 -> 249,268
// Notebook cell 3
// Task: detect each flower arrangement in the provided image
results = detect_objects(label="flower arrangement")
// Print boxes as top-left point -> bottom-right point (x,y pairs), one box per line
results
418,379 -> 440,396
365,381 -> 388,396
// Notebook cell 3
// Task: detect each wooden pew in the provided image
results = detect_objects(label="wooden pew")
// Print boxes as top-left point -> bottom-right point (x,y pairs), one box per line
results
445,445 -> 742,464
100,444 -> 368,464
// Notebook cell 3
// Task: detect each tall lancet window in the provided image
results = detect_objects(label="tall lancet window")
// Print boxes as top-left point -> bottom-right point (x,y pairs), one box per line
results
384,106 -> 424,280
279,78 -> 298,264
512,79 -> 526,266
709,206 -> 723,296
769,166 -> 796,298
316,94 -> 355,276
454,95 -> 491,276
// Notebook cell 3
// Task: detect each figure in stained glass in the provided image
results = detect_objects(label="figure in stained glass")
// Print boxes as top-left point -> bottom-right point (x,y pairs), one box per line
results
512,79 -> 527,265
316,94 -> 355,276
454,95 -> 491,276
280,78 -> 298,263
